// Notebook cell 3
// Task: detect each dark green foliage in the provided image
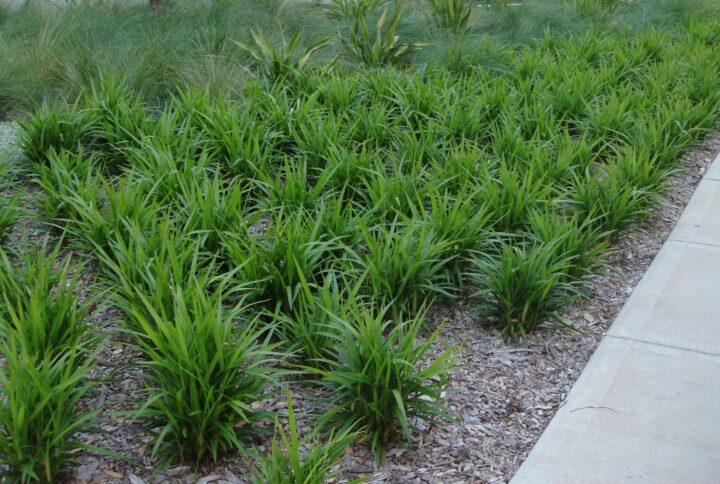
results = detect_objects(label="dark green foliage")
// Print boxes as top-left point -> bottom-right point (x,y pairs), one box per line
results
6,5 -> 720,467
346,220 -> 456,314
275,272 -> 362,367
570,166 -> 653,238
223,211 -> 336,311
527,210 -> 609,282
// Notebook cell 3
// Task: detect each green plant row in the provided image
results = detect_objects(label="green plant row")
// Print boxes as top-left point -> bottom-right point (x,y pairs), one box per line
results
5,18 -> 720,479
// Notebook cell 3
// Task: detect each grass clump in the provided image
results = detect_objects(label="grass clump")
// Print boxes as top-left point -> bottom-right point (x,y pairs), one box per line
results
469,241 -> 581,339
275,272 -> 362,367
0,344 -> 97,484
127,279 -> 281,464
233,29 -> 332,81
223,211 -> 336,311
0,194 -> 18,242
251,394 -> 358,484
332,0 -> 428,66
34,149 -> 97,221
426,0 -> 475,33
18,99 -> 95,164
316,304 -> 456,461
0,241 -> 99,482
0,240 -> 95,356
527,210 -> 609,283
346,220 -> 456,315
570,166 -> 653,239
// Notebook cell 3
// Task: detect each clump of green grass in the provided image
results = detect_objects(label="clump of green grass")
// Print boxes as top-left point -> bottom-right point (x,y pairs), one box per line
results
468,241 -> 581,339
0,239 -> 99,482
569,166 -> 653,239
85,76 -> 152,163
223,211 -> 336,311
527,209 -> 609,283
0,343 -> 97,483
233,28 -> 332,81
345,220 -> 456,315
421,187 -> 493,281
98,224 -> 216,333
315,304 -> 456,461
18,99 -> 95,164
426,0 -> 475,33
251,394 -> 359,483
332,0 -> 429,66
275,271 -> 362,367
476,164 -> 552,232
34,148 -> 98,221
0,240 -> 95,356
127,279 -> 281,464
0,194 -> 18,242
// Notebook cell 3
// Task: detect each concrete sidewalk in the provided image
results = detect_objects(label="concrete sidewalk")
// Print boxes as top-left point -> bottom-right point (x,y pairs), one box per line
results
511,154 -> 720,484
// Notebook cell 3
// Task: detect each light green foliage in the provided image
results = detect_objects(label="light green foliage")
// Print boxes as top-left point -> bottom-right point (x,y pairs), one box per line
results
315,305 -> 456,461
34,148 -> 97,220
19,99 -> 95,164
251,394 -> 359,483
0,241 -> 95,357
0,194 -> 18,241
332,0 -> 429,66
0,239 -> 99,482
85,76 -> 153,163
128,279 -> 281,464
0,146 -> 19,241
426,0 -> 475,33
527,210 -> 609,283
233,29 -> 332,80
0,343 -> 96,483
223,210 -> 337,311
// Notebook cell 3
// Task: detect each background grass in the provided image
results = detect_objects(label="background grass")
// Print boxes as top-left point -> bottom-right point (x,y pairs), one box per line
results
1,0 -> 719,117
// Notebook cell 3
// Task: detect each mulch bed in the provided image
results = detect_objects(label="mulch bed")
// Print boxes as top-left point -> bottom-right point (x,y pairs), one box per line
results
2,122 -> 719,483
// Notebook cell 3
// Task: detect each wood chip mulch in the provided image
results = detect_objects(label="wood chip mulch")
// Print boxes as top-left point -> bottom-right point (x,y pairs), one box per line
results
2,123 -> 719,483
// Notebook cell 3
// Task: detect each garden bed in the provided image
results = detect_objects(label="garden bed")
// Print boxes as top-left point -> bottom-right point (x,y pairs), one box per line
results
1,1 -> 720,483
2,122 -> 719,483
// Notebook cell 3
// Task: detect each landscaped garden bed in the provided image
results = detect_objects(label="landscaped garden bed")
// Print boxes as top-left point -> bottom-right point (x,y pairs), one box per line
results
1,0 -> 719,482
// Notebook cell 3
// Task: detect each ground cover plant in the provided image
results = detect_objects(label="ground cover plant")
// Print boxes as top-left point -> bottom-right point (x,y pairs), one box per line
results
1,0 -> 720,480
0,241 -> 100,482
